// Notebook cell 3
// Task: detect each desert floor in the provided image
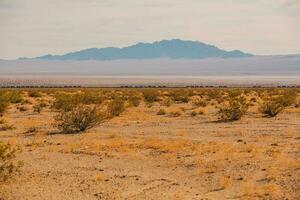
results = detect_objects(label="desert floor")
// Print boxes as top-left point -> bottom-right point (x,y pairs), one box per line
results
0,90 -> 300,200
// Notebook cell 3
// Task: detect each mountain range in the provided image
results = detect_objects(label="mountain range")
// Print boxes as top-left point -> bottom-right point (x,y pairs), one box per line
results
21,39 -> 253,61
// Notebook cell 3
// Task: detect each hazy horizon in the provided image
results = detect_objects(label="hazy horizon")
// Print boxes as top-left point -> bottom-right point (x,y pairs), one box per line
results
1,0 -> 300,59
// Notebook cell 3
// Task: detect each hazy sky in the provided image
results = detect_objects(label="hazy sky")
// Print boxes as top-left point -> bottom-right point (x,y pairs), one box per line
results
0,0 -> 300,59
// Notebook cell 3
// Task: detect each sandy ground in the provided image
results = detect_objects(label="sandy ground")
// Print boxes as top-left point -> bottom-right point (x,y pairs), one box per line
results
0,92 -> 300,200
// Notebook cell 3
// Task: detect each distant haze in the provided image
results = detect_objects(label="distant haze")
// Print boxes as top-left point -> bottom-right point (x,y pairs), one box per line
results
1,56 -> 300,76
1,0 -> 300,59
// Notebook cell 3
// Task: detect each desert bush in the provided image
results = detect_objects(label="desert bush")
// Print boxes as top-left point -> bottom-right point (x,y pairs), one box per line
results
127,95 -> 141,107
17,106 -> 28,112
157,108 -> 166,115
33,101 -> 48,113
169,90 -> 189,103
33,104 -> 42,113
0,97 -> 9,117
259,93 -> 296,117
54,104 -> 105,133
206,90 -> 222,101
28,90 -> 42,98
143,90 -> 160,103
107,98 -> 125,117
192,99 -> 207,108
0,142 -> 23,181
161,97 -> 173,107
169,111 -> 181,117
190,111 -> 197,117
218,96 -> 248,121
6,91 -> 23,104
52,91 -> 103,112
24,126 -> 38,134
227,89 -> 243,99
0,124 -> 14,131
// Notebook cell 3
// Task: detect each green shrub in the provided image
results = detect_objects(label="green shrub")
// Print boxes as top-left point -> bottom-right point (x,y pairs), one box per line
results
218,96 -> 248,121
0,142 -> 23,181
54,104 -> 105,133
107,98 -> 125,117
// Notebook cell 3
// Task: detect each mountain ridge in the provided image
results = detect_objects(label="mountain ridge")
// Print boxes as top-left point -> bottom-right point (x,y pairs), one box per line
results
22,39 -> 253,61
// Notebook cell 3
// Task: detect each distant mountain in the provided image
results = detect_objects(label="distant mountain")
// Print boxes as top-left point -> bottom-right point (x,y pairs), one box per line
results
25,39 -> 253,61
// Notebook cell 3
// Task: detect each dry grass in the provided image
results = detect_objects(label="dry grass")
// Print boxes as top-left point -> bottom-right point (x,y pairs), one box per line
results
0,88 -> 299,200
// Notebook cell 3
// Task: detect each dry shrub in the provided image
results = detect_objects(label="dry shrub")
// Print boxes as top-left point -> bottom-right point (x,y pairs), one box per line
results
0,142 -> 23,181
52,91 -> 103,111
54,104 -> 105,133
259,92 -> 297,117
218,96 -> 248,121
206,89 -> 222,101
0,124 -> 14,131
157,108 -> 166,115
161,97 -> 173,107
17,106 -> 28,112
190,110 -> 197,117
127,95 -> 141,107
142,90 -> 160,103
169,89 -> 189,103
27,90 -> 42,98
107,98 -> 125,117
6,91 -> 23,104
0,97 -> 9,117
169,111 -> 181,117
192,99 -> 207,108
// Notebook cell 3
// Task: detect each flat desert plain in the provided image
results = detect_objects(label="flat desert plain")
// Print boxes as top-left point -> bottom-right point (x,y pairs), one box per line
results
0,88 -> 299,200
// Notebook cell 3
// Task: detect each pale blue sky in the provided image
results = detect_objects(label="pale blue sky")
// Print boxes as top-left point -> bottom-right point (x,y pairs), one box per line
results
0,0 -> 300,59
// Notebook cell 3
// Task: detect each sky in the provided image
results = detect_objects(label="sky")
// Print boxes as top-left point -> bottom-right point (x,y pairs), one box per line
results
0,0 -> 300,59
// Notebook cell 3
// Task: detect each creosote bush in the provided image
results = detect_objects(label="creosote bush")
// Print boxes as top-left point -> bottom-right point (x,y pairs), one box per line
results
54,104 -> 105,133
192,99 -> 207,108
0,142 -> 23,181
127,95 -> 141,107
169,90 -> 189,103
28,90 -> 42,98
259,93 -> 296,117
107,98 -> 125,117
52,91 -> 103,112
143,90 -> 160,103
218,96 -> 248,121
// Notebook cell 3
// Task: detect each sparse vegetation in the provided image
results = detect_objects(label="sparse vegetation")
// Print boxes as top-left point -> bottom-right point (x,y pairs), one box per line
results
0,88 -> 299,199
0,142 -> 23,181
259,92 -> 296,117
143,90 -> 160,103
157,108 -> 166,115
218,96 -> 248,121
127,95 -> 141,107
28,90 -> 42,98
54,104 -> 105,133
107,98 -> 125,117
